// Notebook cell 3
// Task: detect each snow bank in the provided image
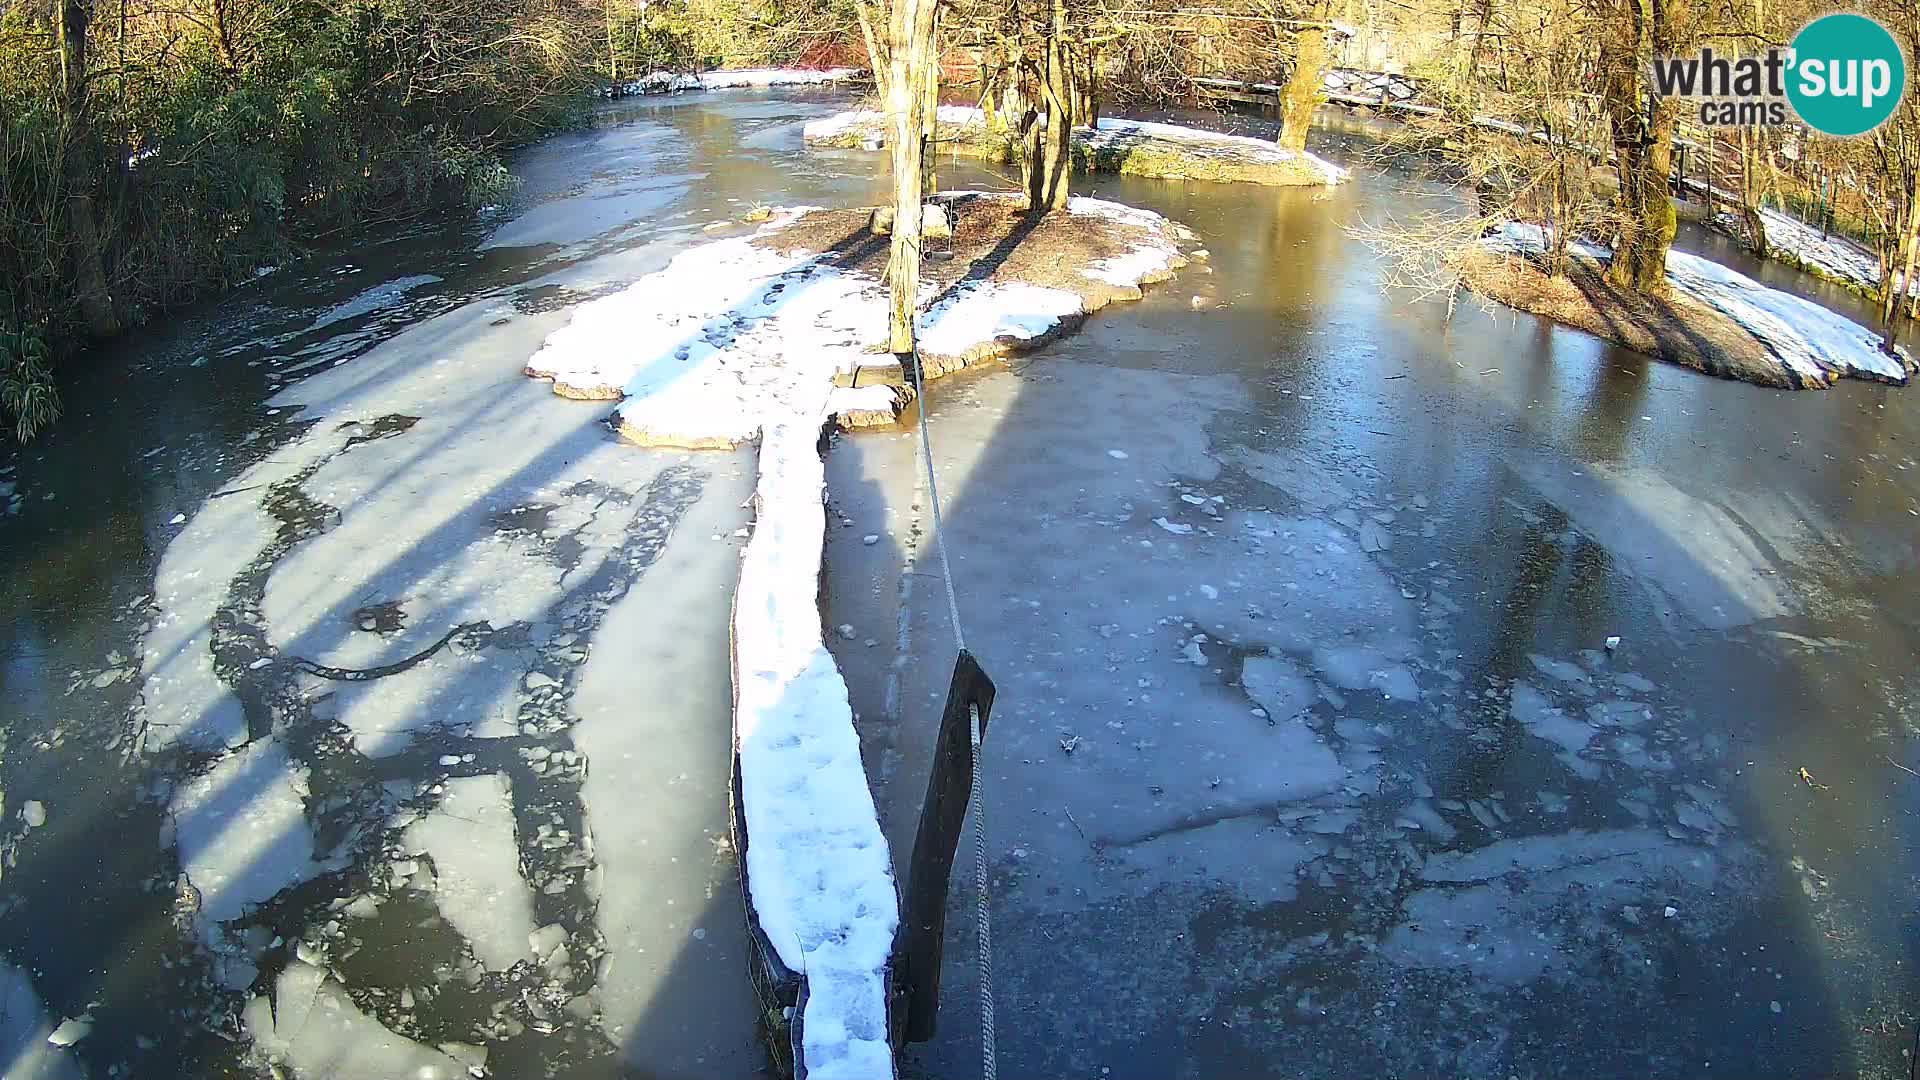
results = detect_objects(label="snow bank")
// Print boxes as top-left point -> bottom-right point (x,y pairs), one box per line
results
524,194 -> 1189,1077
617,67 -> 861,96
1718,205 -> 1918,299
920,281 -> 1083,356
1486,222 -> 1911,386
734,421 -> 897,1079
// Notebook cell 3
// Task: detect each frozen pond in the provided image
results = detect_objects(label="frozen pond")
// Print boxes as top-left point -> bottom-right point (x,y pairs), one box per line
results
826,146 -> 1920,1077
0,88 -> 1916,1080
0,88 -> 996,1080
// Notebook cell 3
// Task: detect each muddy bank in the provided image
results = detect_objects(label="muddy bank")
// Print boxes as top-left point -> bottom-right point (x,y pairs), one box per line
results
1460,237 -> 1916,390
805,107 -> 1345,187
1459,249 -> 1810,388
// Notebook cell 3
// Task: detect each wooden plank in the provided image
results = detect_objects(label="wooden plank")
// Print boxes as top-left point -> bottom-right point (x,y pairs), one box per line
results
897,649 -> 996,1042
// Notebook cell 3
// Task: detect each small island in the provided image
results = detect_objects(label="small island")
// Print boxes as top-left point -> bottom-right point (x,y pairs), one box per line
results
805,106 -> 1347,187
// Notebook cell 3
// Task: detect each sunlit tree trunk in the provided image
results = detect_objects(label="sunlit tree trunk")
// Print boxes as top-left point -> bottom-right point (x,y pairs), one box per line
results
868,0 -> 941,355
1032,0 -> 1076,212
1279,2 -> 1329,154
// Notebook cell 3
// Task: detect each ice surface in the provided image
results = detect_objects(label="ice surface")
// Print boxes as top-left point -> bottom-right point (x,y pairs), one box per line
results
169,738 -> 318,929
307,274 -> 442,333
404,774 -> 537,972
571,460 -> 762,1068
1515,458 -> 1794,629
0,965 -> 84,1080
1241,654 -> 1315,722
1381,830 -> 1723,982
244,961 -> 467,1079
1511,679 -> 1596,757
1312,644 -> 1419,701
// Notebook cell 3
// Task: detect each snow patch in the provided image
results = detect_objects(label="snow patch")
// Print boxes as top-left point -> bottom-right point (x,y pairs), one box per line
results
919,281 -> 1084,357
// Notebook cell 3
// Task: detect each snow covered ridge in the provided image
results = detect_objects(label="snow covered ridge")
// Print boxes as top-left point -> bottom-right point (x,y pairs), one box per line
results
523,194 -> 1189,1079
607,67 -> 863,97
1485,222 -> 1914,387
1711,204 -> 1920,300
803,106 -> 1349,186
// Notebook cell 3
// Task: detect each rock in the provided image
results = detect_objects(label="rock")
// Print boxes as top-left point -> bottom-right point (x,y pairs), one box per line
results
21,800 -> 45,828
868,203 -> 951,239
524,671 -> 559,691
837,624 -> 857,640
862,534 -> 880,545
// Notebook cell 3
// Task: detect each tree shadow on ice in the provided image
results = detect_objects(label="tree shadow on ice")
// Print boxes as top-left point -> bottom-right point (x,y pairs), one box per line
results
824,251 -> 1881,1079
5,267 -> 813,1075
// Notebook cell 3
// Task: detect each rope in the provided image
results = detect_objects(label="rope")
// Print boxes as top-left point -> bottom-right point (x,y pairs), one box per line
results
969,702 -> 995,1080
908,351 -> 966,655
906,348 -> 994,1079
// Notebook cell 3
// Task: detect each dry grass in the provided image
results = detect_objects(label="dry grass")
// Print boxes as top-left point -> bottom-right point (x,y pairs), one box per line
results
758,192 -> 1189,402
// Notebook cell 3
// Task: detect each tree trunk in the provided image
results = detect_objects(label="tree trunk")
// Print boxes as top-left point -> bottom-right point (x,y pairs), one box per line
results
1739,127 -> 1768,259
920,11 -> 940,198
1032,0 -> 1076,212
605,0 -> 619,84
56,0 -> 119,339
1603,0 -> 1680,296
883,0 -> 939,355
1903,187 -> 1920,321
1278,5 -> 1328,153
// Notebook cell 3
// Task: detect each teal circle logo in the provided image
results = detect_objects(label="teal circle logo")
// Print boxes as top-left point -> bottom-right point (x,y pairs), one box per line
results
1787,13 -> 1906,137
